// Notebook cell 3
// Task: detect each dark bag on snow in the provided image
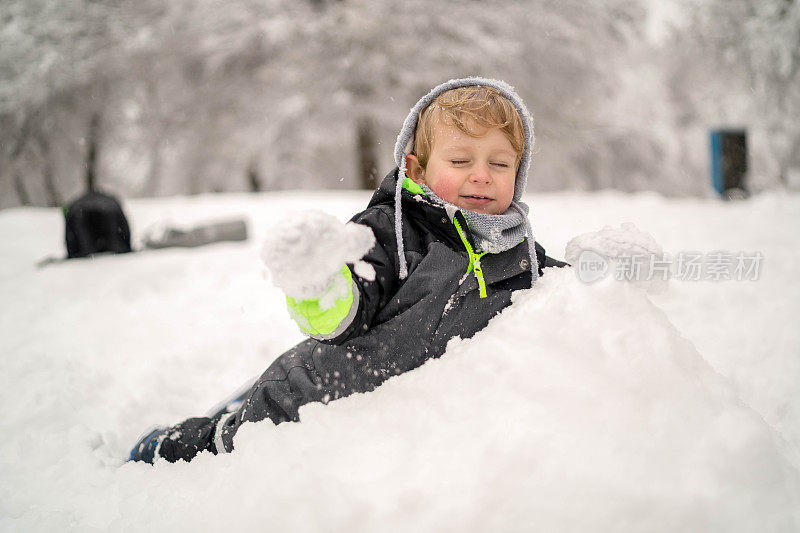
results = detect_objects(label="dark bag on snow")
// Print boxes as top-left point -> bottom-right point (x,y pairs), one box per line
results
64,191 -> 132,259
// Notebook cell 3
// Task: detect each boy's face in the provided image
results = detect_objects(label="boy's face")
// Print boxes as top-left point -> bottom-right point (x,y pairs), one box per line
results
406,120 -> 518,215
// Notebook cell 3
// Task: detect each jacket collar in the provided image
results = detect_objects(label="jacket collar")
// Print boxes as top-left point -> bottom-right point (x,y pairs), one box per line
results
367,168 -> 535,283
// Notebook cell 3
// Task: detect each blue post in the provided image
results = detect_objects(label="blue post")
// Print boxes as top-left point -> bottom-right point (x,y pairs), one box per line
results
710,130 -> 723,195
709,129 -> 748,198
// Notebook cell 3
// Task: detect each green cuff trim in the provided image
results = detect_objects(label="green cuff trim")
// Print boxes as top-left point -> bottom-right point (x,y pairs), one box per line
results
402,176 -> 426,196
286,266 -> 356,338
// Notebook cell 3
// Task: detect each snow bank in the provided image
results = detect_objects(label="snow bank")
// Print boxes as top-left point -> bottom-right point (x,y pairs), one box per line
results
107,269 -> 797,532
1,190 -> 798,532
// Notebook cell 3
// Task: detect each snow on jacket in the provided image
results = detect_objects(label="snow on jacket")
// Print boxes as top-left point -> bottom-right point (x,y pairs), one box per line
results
155,169 -> 566,463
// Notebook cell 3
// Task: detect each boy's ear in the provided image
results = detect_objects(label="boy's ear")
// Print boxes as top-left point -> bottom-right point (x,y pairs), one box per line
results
405,154 -> 425,184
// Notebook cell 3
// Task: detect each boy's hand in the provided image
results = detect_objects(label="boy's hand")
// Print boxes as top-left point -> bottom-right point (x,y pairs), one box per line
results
261,210 -> 375,302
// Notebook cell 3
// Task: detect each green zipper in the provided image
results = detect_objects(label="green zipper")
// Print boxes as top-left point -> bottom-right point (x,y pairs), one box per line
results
453,217 -> 488,298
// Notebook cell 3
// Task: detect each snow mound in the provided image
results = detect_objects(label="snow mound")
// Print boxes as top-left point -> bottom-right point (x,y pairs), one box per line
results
1,191 -> 799,532
105,267 -> 800,532
261,210 -> 375,302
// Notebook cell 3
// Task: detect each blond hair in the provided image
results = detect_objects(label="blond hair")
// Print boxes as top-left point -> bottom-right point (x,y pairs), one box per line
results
412,86 -> 525,168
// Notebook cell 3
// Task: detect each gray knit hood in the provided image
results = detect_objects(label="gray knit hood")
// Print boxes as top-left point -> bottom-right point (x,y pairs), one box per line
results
392,77 -> 537,279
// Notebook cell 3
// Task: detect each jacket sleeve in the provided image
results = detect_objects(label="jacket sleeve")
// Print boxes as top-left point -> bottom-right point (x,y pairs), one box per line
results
285,205 -> 401,345
534,241 -> 570,277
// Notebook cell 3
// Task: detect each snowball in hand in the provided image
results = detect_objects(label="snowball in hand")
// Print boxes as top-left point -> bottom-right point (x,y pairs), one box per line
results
261,210 -> 376,301
565,222 -> 668,293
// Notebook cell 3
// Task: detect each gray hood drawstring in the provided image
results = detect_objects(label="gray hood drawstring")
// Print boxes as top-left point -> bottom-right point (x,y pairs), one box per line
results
392,77 -> 538,280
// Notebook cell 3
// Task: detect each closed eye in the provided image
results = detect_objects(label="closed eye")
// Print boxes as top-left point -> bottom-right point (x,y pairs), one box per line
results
491,162 -> 511,168
450,160 -> 469,165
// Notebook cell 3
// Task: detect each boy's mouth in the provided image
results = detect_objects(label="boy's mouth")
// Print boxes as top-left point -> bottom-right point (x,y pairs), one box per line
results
461,194 -> 493,203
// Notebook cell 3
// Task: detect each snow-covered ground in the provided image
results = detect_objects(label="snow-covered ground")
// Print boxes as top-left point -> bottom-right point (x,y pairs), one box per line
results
1,189 -> 799,532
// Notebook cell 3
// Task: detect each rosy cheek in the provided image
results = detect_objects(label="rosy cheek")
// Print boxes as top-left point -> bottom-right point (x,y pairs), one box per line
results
430,178 -> 460,203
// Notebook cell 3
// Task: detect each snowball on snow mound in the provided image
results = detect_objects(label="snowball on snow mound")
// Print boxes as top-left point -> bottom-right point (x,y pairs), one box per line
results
261,210 -> 375,301
565,222 -> 668,294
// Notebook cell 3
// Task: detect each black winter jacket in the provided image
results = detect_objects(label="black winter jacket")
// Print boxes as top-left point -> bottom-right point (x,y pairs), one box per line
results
156,170 -> 566,463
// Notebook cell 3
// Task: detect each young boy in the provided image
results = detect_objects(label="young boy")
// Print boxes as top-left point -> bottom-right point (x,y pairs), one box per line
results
130,77 -> 566,464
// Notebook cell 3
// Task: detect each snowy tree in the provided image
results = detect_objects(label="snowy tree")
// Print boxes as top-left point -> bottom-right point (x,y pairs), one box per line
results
664,0 -> 800,190
1,0 -> 798,207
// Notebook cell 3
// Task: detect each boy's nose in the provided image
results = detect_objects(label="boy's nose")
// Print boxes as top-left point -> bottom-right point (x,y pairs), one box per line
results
469,163 -> 491,183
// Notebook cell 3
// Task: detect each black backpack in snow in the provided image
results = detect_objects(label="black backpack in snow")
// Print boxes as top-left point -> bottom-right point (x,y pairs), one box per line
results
64,191 -> 132,259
